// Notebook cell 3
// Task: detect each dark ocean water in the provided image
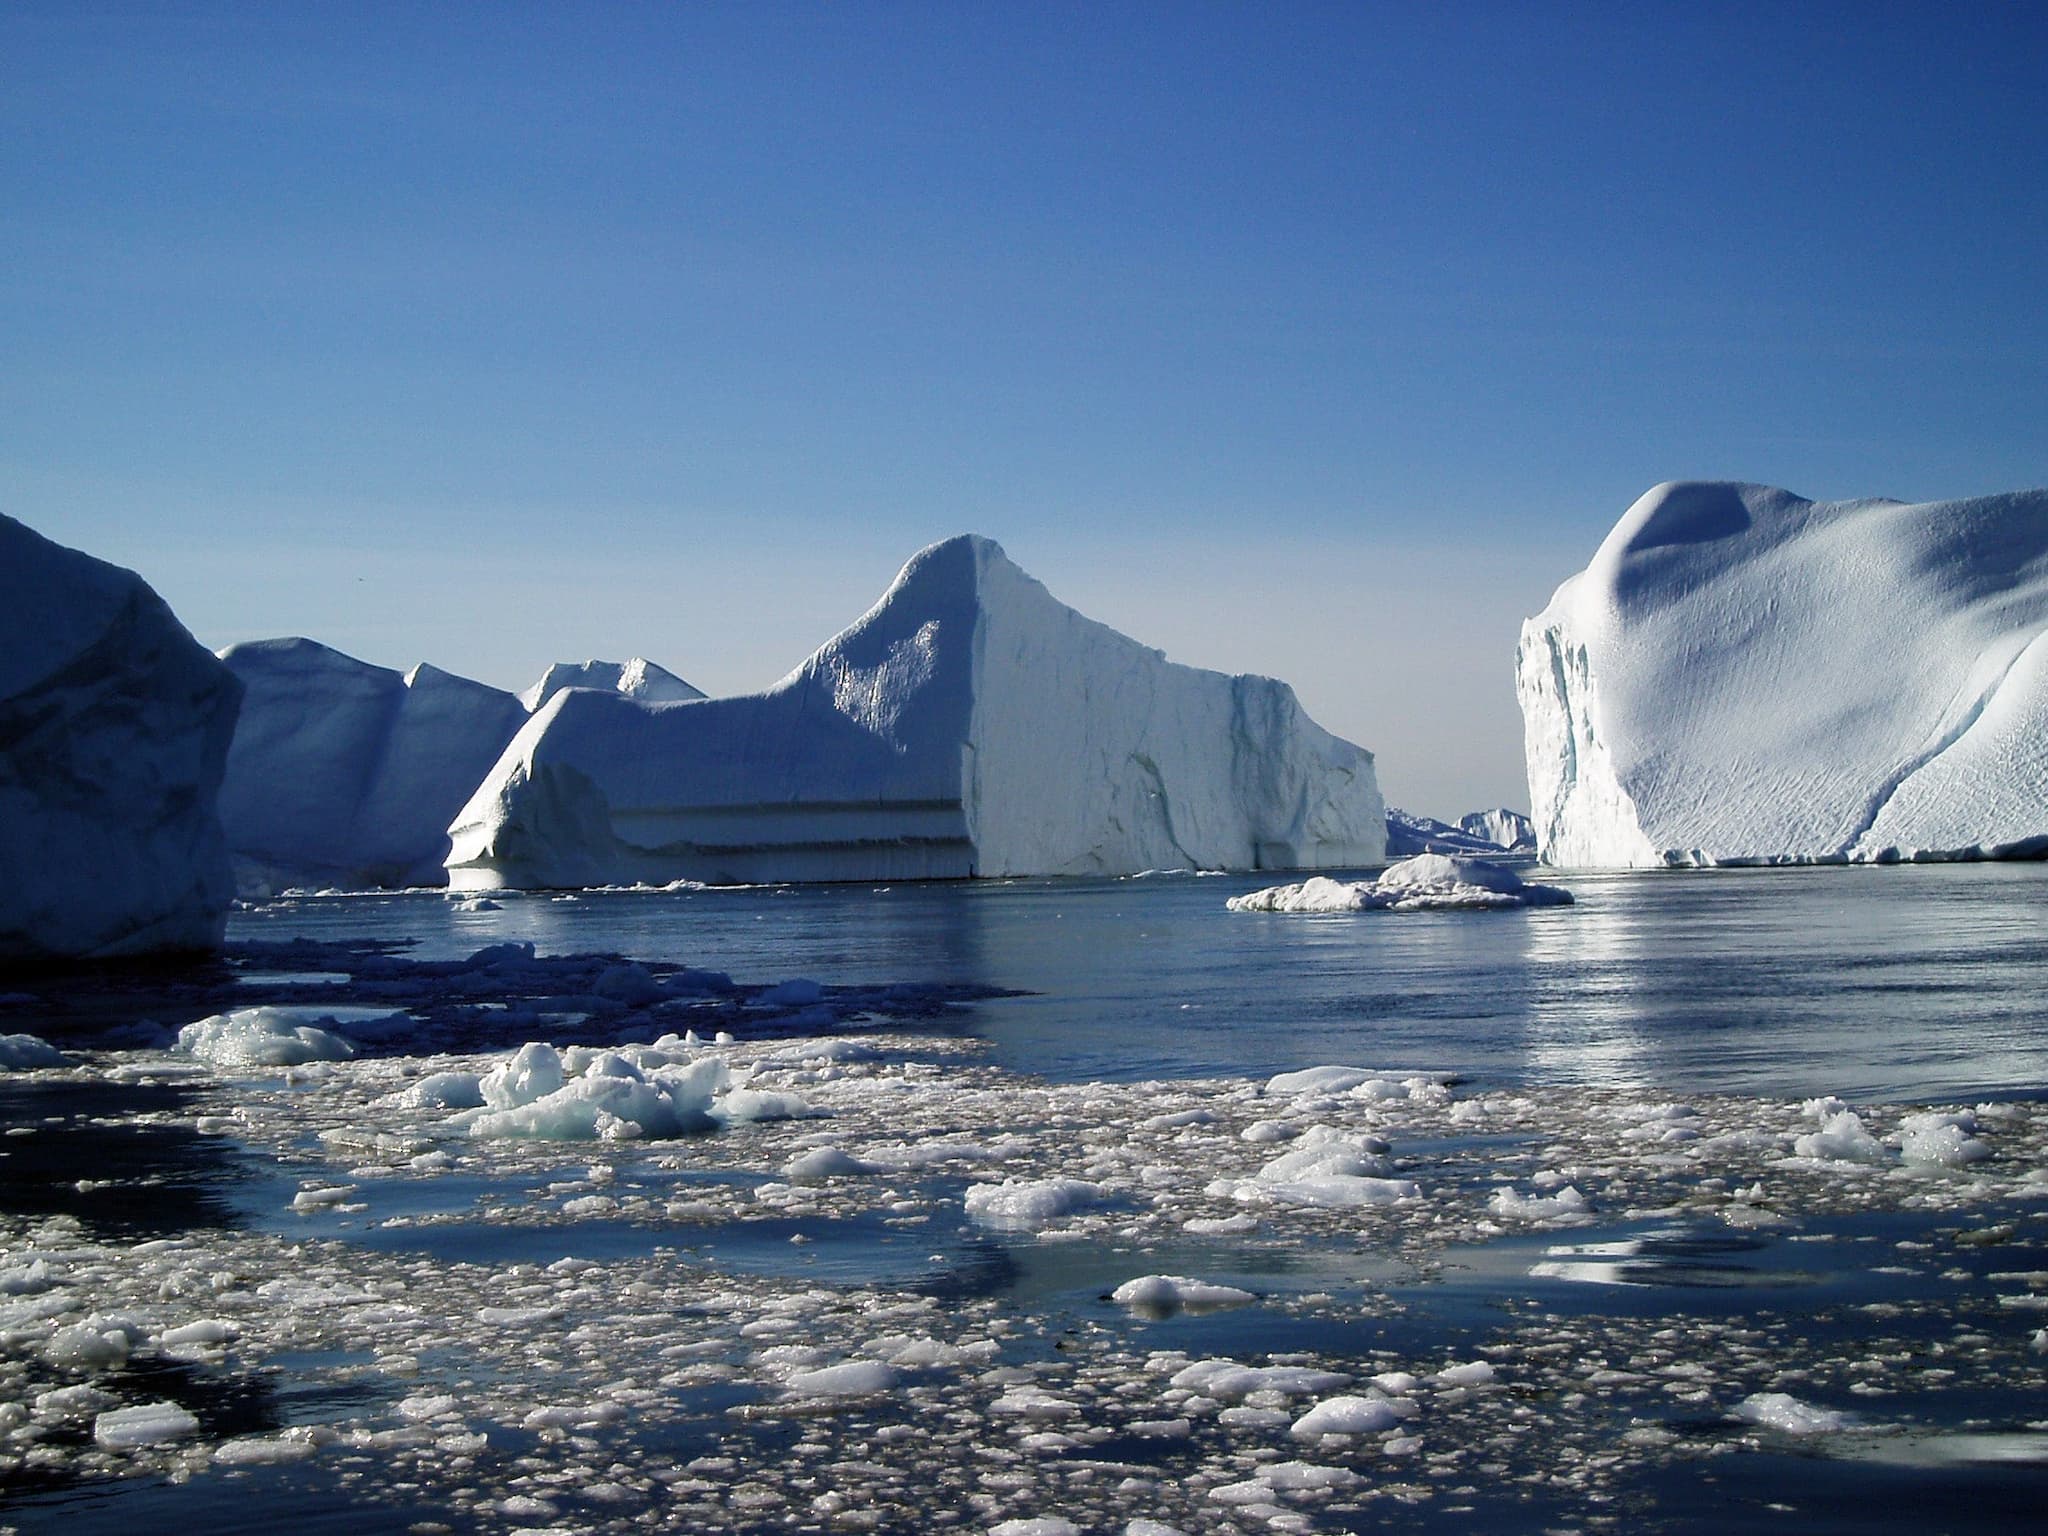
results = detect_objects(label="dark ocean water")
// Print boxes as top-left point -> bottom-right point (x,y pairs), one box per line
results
232,861 -> 2048,1100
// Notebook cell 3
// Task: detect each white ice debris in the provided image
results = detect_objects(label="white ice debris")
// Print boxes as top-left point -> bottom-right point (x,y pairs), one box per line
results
1736,1392 -> 1857,1435
177,1008 -> 357,1067
1290,1394 -> 1406,1437
1518,481 -> 2048,866
0,1033 -> 67,1070
0,514 -> 240,961
1896,1110 -> 1993,1167
1227,855 -> 1572,912
1792,1111 -> 1888,1164
1109,1275 -> 1256,1313
93,1400 -> 200,1448
1486,1185 -> 1593,1222
448,535 -> 1384,887
963,1177 -> 1107,1229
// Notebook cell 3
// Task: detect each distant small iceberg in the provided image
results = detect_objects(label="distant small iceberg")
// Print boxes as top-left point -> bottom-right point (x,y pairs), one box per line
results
1226,854 -> 1573,912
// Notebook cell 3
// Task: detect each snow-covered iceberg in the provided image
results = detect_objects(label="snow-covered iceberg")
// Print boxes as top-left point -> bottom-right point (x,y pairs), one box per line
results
219,643 -> 704,892
218,640 -> 530,894
1517,482 -> 2048,867
519,658 -> 704,712
0,515 -> 240,963
448,535 -> 1385,886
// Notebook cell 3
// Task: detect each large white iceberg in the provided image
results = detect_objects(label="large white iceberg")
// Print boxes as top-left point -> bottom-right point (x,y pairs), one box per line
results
218,639 -> 529,893
219,643 -> 704,892
448,535 -> 1384,886
0,515 -> 240,962
1518,482 -> 2048,867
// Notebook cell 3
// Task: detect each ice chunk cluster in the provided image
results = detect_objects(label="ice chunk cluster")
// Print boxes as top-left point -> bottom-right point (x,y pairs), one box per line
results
446,1038 -> 812,1141
1518,481 -> 2048,866
1227,854 -> 1573,912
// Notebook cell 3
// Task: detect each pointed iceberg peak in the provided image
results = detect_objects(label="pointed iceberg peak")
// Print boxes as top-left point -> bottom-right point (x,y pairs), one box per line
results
449,537 -> 1384,888
519,657 -> 705,713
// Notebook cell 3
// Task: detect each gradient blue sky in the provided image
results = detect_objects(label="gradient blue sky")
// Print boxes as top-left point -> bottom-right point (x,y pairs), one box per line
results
7,2 -> 2045,816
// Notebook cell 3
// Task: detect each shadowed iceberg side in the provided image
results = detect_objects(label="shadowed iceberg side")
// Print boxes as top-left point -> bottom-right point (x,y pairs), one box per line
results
1517,481 -> 2048,867
447,535 -> 1386,887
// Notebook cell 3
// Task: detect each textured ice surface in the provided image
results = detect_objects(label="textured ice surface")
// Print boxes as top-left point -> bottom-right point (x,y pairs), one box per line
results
0,1033 -> 67,1070
1519,481 -> 2048,867
448,536 -> 1384,887
1228,855 -> 1573,912
177,1008 -> 358,1067
0,514 -> 239,961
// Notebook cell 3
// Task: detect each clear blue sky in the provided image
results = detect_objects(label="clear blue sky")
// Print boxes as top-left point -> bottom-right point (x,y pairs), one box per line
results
6,2 -> 2044,816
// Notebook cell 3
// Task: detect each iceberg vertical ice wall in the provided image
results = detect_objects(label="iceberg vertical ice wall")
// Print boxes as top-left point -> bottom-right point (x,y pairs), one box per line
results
0,515 -> 241,962
218,640 -> 529,893
1517,481 -> 2048,867
447,536 -> 1385,886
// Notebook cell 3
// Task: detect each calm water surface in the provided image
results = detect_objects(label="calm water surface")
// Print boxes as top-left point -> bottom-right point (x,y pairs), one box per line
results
234,862 -> 2048,1100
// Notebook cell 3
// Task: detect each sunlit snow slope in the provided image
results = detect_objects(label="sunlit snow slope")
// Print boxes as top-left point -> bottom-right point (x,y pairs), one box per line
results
1518,481 -> 2048,867
0,515 -> 240,961
448,536 -> 1385,886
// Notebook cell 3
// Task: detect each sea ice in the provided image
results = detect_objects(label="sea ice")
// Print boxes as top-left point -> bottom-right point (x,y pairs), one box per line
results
1227,855 -> 1572,912
963,1177 -> 1107,1229
448,535 -> 1384,886
0,514 -> 240,961
93,1400 -> 200,1448
1736,1392 -> 1856,1435
0,1033 -> 67,1070
1518,481 -> 2048,865
1109,1275 -> 1256,1313
177,1008 -> 357,1067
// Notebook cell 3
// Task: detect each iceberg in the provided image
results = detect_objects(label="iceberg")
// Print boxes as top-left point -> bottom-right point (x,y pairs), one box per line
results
519,657 -> 704,712
1517,481 -> 2048,867
0,515 -> 240,963
1458,808 -> 1535,851
447,535 -> 1384,886
1227,854 -> 1573,912
219,643 -> 702,892
218,639 -> 529,893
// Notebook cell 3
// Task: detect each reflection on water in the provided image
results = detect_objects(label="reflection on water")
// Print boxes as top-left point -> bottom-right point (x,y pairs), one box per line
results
228,863 -> 2048,1101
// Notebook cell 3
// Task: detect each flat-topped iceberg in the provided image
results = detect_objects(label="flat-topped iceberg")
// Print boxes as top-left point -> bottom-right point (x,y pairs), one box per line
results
448,535 -> 1384,886
1227,854 -> 1573,912
1518,481 -> 2048,867
0,515 -> 240,963
218,639 -> 529,894
219,643 -> 704,892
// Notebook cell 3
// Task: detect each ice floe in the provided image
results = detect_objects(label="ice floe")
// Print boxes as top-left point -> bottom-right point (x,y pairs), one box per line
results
1227,854 -> 1573,912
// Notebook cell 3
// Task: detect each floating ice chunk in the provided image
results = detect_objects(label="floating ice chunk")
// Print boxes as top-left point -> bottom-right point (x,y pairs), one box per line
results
214,1433 -> 317,1465
93,1401 -> 199,1448
1434,1361 -> 1496,1387
785,1361 -> 900,1397
1793,1111 -> 1888,1163
989,1521 -> 1082,1536
1257,1461 -> 1364,1491
0,1034 -> 67,1070
783,1146 -> 882,1180
964,1178 -> 1106,1229
391,1071 -> 486,1110
1169,1359 -> 1352,1400
177,1009 -> 355,1067
158,1319 -> 239,1348
1487,1185 -> 1593,1222
1737,1392 -> 1856,1435
1896,1110 -> 1992,1167
1229,856 -> 1571,913
1291,1394 -> 1404,1437
1109,1275 -> 1256,1314
45,1321 -> 132,1370
710,1086 -> 816,1124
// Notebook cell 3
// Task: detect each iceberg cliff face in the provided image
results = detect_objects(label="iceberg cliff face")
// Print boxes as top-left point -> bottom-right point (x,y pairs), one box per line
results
218,640 -> 529,893
0,515 -> 240,962
448,536 -> 1384,887
1517,481 -> 2048,867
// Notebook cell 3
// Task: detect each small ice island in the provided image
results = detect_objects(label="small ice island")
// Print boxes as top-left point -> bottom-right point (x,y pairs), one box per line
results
1519,481 -> 2048,867
448,535 -> 1386,886
1229,854 -> 1573,912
